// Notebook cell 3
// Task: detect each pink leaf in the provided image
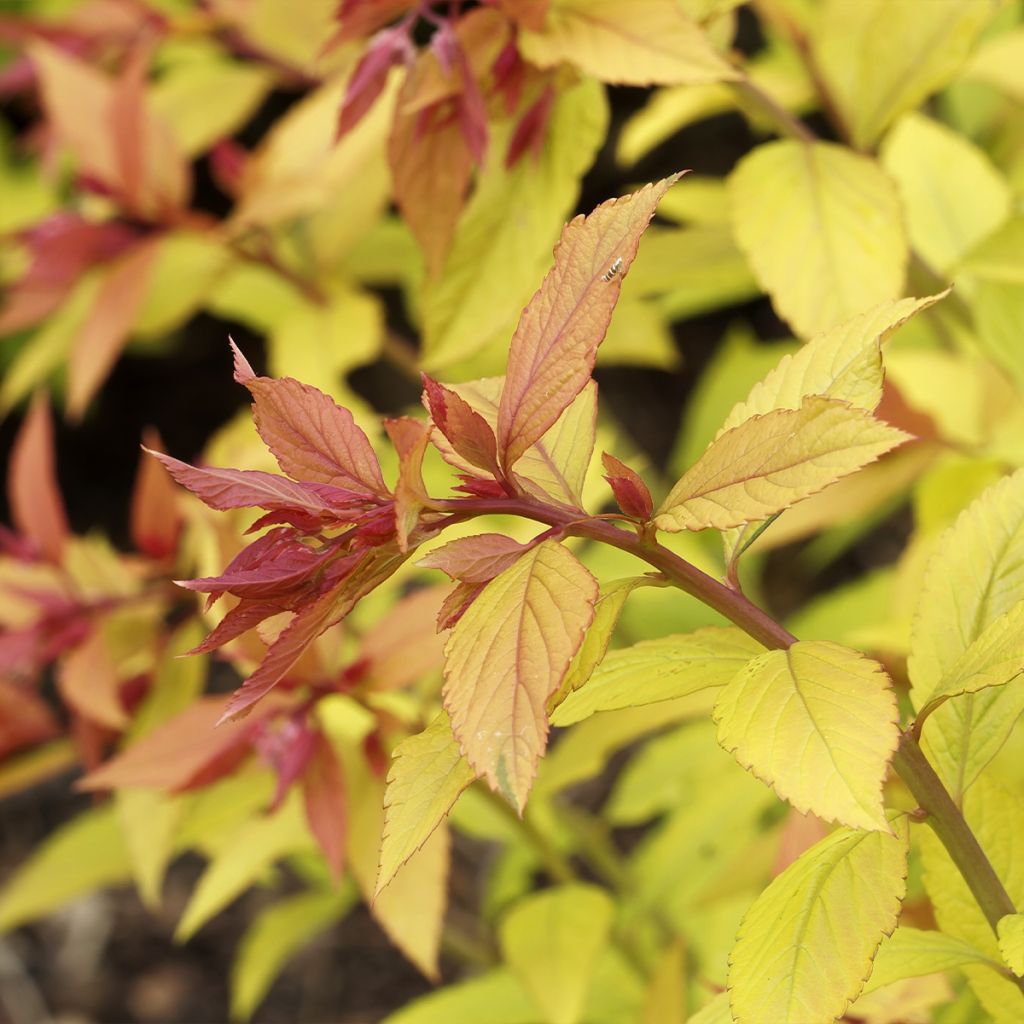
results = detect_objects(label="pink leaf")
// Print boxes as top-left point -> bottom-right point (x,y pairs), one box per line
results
177,539 -> 324,600
497,174 -> 682,469
302,732 -> 348,881
337,24 -> 414,140
602,452 -> 653,520
418,534 -> 530,583
422,375 -> 500,478
385,417 -> 431,553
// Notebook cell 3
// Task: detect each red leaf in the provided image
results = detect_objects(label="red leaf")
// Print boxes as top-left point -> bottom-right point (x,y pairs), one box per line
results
333,0 -> 415,43
454,39 -> 487,165
497,174 -> 682,469
384,417 -> 431,552
178,538 -> 325,600
186,600 -> 282,655
130,429 -> 182,558
149,450 -> 368,516
219,547 -> 408,722
422,375 -> 500,478
506,84 -> 555,168
68,238 -> 159,419
337,23 -> 414,140
242,375 -> 388,498
436,579 -> 486,630
418,534 -> 530,583
256,714 -> 318,811
79,695 -> 269,792
302,732 -> 348,881
602,452 -> 653,520
0,678 -> 59,759
8,393 -> 69,563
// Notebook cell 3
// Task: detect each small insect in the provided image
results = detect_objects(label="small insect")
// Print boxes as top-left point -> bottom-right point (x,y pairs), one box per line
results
601,257 -> 623,282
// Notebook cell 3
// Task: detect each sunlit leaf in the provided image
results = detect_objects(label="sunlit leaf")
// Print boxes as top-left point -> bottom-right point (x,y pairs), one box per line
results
998,915 -> 1024,976
727,819 -> 908,1023
444,540 -> 597,810
865,926 -> 1002,994
499,883 -> 614,1024
656,396 -> 909,532
714,640 -> 898,831
729,140 -> 906,337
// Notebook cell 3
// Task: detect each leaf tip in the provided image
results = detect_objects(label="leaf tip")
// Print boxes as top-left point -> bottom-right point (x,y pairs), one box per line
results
228,336 -> 256,385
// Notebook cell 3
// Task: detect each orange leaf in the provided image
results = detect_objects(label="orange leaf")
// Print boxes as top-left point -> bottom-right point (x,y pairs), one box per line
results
384,417 -> 431,553
130,429 -> 182,559
8,393 -> 69,563
497,174 -> 681,469
56,629 -> 128,731
357,586 -> 448,691
0,678 -> 60,759
443,540 -> 597,810
68,240 -> 159,419
302,733 -> 347,881
418,533 -> 531,583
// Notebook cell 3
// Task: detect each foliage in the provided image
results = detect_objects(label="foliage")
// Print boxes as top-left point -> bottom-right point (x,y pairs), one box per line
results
2,1 -> 1024,1022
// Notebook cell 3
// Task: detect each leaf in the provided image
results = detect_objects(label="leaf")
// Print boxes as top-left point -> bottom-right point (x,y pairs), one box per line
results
497,174 -> 679,470
919,599 -> 1024,720
639,939 -> 686,1024
422,78 -> 608,370
882,112 -> 1010,274
376,711 -> 476,896
7,392 -> 68,563
811,0 -> 995,149
57,628 -> 128,730
0,806 -> 133,932
601,453 -> 653,520
0,679 -> 59,759
909,469 -> 1024,800
115,788 -> 183,909
422,375 -> 501,479
499,883 -> 615,1024
230,885 -> 356,1021
551,626 -> 762,726
384,417 -> 432,552
130,430 -> 182,558
443,540 -> 597,810
714,641 -> 899,832
175,794 -> 315,941
865,927 -> 1002,994
727,820 -> 908,1024
418,534 -> 532,583
238,363 -> 388,498
383,968 -> 538,1024
998,915 -> 1024,976
519,0 -> 739,85
67,239 -> 160,418
548,575 -> 656,711
728,140 -> 907,338
719,293 -> 946,562
656,396 -> 909,532
301,733 -> 347,882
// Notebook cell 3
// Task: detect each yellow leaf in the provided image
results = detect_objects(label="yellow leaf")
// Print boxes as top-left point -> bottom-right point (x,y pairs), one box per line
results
811,0 -> 995,149
498,174 -> 680,468
727,820 -> 908,1024
422,79 -> 608,371
175,795 -> 315,941
499,883 -> 615,1024
116,789 -> 184,910
881,112 -> 1011,273
729,140 -> 907,337
998,914 -> 1024,976
381,967 -> 541,1024
376,711 -> 476,897
920,776 -> 1024,1018
656,396 -> 909,532
0,807 -> 132,932
713,641 -> 899,831
551,626 -> 762,726
230,885 -> 356,1020
444,540 -> 598,810
865,926 -> 1002,994
639,939 -> 686,1024
598,297 -> 679,370
519,0 -> 739,85
963,26 -> 1024,103
910,469 -> 1024,801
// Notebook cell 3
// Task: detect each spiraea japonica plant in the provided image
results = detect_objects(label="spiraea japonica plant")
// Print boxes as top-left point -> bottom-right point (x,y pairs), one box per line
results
125,177 -> 1023,1023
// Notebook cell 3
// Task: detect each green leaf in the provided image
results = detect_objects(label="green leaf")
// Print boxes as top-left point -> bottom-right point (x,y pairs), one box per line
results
728,140 -> 907,338
714,641 -> 899,831
920,776 -> 1024,1018
499,883 -> 615,1024
551,626 -> 762,726
422,79 -> 607,371
811,0 -> 995,149
656,396 -> 909,533
998,915 -> 1024,977
881,112 -> 1011,273
115,788 -> 184,909
518,0 -> 739,86
548,576 -> 655,712
383,968 -> 539,1024
727,819 -> 908,1024
376,711 -> 475,897
175,794 -> 315,941
865,926 -> 1002,994
230,884 -> 356,1020
443,540 -> 598,811
498,174 -> 679,469
0,807 -> 132,931
910,469 -> 1024,801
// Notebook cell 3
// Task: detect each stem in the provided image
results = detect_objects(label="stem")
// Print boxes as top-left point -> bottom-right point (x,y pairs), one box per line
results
439,495 -> 1023,952
730,75 -> 816,143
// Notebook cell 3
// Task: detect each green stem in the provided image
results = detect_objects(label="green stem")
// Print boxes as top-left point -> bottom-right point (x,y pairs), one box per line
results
440,496 -> 1022,953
